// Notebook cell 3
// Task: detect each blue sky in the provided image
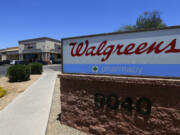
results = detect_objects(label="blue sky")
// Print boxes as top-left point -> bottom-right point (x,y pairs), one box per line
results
0,0 -> 180,49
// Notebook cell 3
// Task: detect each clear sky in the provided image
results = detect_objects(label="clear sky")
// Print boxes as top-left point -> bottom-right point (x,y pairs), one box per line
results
0,0 -> 180,49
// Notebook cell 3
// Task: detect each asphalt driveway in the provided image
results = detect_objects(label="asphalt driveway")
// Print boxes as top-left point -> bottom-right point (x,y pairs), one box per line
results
43,64 -> 61,72
0,65 -> 10,76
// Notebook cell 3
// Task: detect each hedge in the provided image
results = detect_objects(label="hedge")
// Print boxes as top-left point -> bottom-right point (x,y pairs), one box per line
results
29,63 -> 43,74
7,64 -> 31,82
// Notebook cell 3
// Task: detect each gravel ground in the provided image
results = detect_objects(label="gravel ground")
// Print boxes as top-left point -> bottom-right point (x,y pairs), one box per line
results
0,75 -> 41,110
46,77 -> 87,135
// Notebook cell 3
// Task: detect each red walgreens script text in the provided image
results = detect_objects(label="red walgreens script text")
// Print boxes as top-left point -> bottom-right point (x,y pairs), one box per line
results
69,38 -> 180,62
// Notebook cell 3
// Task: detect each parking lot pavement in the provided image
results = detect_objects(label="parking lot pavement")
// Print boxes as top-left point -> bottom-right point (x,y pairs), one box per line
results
43,64 -> 61,72
0,65 -> 10,76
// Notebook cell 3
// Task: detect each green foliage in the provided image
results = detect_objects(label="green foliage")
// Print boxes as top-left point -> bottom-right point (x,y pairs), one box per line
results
118,25 -> 137,32
7,65 -> 31,82
29,63 -> 43,74
136,10 -> 166,30
117,10 -> 166,32
0,87 -> 6,98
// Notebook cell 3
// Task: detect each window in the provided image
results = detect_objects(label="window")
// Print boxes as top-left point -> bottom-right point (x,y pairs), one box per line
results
24,43 -> 36,49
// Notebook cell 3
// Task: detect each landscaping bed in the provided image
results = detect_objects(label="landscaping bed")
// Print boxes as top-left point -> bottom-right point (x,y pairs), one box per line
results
0,75 -> 41,110
46,77 -> 87,135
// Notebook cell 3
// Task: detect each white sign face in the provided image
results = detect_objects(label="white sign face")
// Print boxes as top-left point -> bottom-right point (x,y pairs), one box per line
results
62,27 -> 180,77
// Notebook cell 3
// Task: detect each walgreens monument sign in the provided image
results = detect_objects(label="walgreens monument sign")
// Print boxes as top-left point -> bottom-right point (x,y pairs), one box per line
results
62,27 -> 180,77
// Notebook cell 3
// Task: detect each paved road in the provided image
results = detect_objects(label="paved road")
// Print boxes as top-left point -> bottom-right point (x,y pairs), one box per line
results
44,64 -> 61,72
0,65 -> 10,76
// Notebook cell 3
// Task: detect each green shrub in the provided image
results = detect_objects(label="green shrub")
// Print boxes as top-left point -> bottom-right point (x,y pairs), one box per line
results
7,64 -> 31,82
0,87 -> 6,98
29,63 -> 43,74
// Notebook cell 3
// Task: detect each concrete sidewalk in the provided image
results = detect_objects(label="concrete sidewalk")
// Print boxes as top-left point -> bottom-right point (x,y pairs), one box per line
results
0,67 -> 58,135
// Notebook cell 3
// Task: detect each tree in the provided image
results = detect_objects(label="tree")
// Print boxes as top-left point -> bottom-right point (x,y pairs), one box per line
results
117,10 -> 166,32
119,25 -> 137,32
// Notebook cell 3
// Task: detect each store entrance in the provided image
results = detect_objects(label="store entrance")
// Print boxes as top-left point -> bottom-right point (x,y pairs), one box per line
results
23,54 -> 38,62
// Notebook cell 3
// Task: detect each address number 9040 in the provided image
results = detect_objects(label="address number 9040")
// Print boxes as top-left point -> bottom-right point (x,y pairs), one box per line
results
94,93 -> 152,115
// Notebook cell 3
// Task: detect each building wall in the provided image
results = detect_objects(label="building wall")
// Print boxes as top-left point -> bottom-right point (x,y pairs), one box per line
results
19,39 -> 46,54
46,40 -> 61,62
2,54 -> 7,61
19,39 -> 61,62
0,48 -> 19,61
45,40 -> 61,53
19,40 -> 61,54
6,50 -> 19,60
1,54 -> 19,61
6,55 -> 19,60
0,38 -> 61,63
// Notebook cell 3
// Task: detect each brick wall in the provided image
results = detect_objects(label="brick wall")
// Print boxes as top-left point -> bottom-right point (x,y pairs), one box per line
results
60,74 -> 180,135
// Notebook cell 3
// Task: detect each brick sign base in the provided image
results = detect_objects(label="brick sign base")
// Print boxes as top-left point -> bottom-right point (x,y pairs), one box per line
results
60,74 -> 180,135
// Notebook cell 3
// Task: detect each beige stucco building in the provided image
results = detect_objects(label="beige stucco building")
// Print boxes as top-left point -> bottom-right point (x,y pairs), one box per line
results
0,47 -> 19,61
0,37 -> 61,63
19,37 -> 61,63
